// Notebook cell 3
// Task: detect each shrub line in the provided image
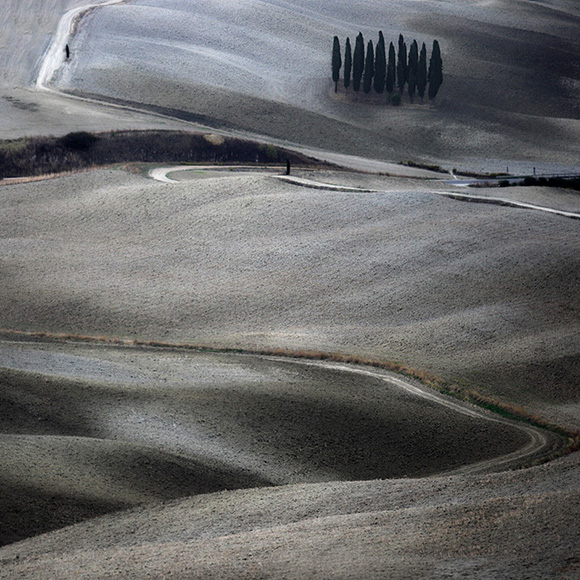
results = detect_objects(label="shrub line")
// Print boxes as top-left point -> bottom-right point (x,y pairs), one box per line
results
0,130 -> 330,179
2,328 -> 578,461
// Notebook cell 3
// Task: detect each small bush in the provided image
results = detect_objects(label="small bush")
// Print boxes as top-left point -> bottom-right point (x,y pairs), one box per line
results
204,134 -> 225,146
404,160 -> 444,173
259,144 -> 279,161
391,93 -> 401,106
57,131 -> 99,151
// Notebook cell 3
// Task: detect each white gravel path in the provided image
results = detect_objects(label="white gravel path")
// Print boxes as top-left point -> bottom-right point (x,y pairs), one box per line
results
436,190 -> 580,220
35,1 -> 127,90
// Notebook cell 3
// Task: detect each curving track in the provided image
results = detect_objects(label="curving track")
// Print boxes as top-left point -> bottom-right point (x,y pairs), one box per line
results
436,191 -> 580,220
152,164 -> 580,220
35,1 -> 127,91
0,336 -> 562,481
268,356 -> 560,476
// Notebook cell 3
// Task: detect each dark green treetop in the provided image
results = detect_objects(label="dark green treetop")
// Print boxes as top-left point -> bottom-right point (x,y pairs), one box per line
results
397,34 -> 407,93
353,32 -> 365,92
386,41 -> 396,96
363,39 -> 375,94
417,42 -> 427,102
374,31 -> 386,94
332,36 -> 342,93
428,39 -> 443,101
344,37 -> 352,90
407,39 -> 418,102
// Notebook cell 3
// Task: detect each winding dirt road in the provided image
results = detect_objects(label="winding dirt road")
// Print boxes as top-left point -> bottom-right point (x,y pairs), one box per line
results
35,1 -> 127,91
149,165 -> 381,192
150,165 -> 580,221
26,2 -> 566,477
267,356 -> 560,475
435,190 -> 580,220
0,335 -> 562,476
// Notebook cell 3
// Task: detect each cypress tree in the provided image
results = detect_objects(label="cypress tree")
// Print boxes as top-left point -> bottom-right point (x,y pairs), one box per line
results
428,39 -> 443,101
363,40 -> 374,94
386,41 -> 396,100
344,37 -> 352,91
397,35 -> 407,94
373,31 -> 386,94
352,32 -> 365,93
407,39 -> 418,102
332,36 -> 342,93
417,42 -> 427,103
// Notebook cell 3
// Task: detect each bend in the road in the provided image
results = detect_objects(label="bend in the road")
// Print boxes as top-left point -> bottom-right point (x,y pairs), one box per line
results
436,191 -> 580,220
149,166 -> 382,192
35,1 -> 127,91
0,331 -> 563,475
262,356 -> 561,475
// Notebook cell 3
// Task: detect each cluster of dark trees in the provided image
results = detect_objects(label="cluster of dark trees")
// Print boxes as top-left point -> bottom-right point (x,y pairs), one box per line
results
0,131 -> 320,178
332,32 -> 443,104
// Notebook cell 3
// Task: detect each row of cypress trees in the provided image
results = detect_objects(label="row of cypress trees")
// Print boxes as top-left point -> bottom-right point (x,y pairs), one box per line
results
332,32 -> 443,104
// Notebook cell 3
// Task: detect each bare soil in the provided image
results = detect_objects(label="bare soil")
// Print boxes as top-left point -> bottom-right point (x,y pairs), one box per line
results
1,340 -> 546,547
0,166 -> 579,578
52,0 -> 580,172
1,168 -> 578,427
0,1 -> 580,578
